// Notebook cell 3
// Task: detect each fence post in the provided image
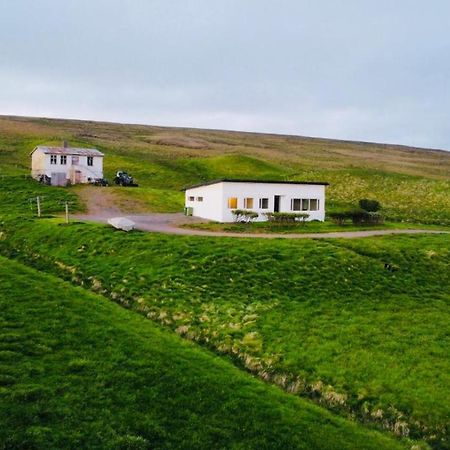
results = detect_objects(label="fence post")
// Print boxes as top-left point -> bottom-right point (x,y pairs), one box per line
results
65,201 -> 69,224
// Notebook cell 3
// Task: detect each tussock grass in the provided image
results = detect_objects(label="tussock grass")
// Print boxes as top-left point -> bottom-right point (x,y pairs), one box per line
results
1,213 -> 448,447
0,256 -> 409,449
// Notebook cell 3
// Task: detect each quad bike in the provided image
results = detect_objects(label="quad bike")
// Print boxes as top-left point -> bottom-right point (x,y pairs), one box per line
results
114,171 -> 138,187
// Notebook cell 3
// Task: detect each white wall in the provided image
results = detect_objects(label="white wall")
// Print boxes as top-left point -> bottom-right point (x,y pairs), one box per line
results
70,155 -> 103,182
185,181 -> 326,222
84,155 -> 103,179
31,149 -> 46,174
31,150 -> 103,185
185,183 -> 224,221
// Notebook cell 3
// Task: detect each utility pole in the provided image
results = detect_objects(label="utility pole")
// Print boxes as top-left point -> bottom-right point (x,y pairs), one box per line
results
36,196 -> 41,218
65,201 -> 69,224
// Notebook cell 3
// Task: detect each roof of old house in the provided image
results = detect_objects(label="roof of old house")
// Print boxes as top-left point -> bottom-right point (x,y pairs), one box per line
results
31,146 -> 104,157
184,178 -> 329,190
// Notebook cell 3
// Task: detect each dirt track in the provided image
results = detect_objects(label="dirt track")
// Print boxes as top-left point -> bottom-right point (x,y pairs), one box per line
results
75,212 -> 449,238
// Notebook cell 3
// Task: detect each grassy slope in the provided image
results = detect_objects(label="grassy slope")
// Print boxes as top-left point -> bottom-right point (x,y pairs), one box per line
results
181,220 -> 444,234
1,115 -> 449,222
0,177 -> 81,217
1,208 -> 448,446
0,256 -> 407,450
1,116 -> 449,447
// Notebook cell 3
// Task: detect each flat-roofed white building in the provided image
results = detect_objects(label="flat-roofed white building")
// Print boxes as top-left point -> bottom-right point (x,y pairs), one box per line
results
184,179 -> 328,222
31,145 -> 104,186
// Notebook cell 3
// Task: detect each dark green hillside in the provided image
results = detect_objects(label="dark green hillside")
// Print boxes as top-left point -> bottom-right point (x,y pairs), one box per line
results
0,257 -> 407,450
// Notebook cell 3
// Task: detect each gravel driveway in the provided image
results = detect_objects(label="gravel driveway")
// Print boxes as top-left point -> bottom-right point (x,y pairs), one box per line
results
73,212 -> 448,239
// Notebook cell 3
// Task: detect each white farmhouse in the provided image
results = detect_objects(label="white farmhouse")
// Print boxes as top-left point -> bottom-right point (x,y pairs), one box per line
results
31,145 -> 104,186
184,179 -> 328,222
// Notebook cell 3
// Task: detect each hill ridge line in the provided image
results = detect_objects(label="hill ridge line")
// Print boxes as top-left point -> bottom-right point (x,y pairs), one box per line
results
1,113 -> 449,154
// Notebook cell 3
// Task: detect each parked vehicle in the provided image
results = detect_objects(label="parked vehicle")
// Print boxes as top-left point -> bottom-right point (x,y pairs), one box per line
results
38,174 -> 51,185
114,171 -> 138,187
89,177 -> 109,186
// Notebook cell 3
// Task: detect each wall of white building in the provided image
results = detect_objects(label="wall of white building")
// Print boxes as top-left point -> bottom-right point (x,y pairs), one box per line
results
185,183 -> 225,221
31,150 -> 46,173
185,181 -> 326,222
31,149 -> 103,185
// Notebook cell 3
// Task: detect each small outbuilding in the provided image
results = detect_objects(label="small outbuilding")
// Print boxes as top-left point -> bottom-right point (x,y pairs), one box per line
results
30,145 -> 104,186
184,179 -> 328,222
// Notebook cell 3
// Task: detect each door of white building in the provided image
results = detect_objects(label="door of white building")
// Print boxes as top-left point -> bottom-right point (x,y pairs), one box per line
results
274,195 -> 281,212
51,172 -> 67,186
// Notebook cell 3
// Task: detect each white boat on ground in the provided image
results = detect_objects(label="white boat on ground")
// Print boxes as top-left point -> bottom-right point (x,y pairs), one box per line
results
107,217 -> 136,232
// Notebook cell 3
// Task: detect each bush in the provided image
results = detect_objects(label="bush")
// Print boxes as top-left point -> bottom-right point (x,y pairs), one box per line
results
348,209 -> 384,225
328,212 -> 350,226
231,209 -> 259,223
367,212 -> 384,225
264,212 -> 309,224
349,209 -> 370,225
359,199 -> 381,212
329,210 -> 384,226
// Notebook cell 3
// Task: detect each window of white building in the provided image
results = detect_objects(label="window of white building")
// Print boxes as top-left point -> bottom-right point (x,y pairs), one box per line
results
291,198 -> 301,211
228,197 -> 238,209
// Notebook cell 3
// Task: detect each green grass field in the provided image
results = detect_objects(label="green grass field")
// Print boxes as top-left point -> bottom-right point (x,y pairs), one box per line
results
0,115 -> 449,448
0,210 -> 448,447
1,256 -> 410,450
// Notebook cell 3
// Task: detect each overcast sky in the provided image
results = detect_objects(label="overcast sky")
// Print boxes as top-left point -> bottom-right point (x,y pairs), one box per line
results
1,1 -> 450,149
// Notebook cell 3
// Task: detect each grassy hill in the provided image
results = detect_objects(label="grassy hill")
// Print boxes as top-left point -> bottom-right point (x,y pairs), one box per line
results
1,210 -> 448,448
1,115 -> 449,222
1,256 -> 408,449
0,115 -> 449,448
